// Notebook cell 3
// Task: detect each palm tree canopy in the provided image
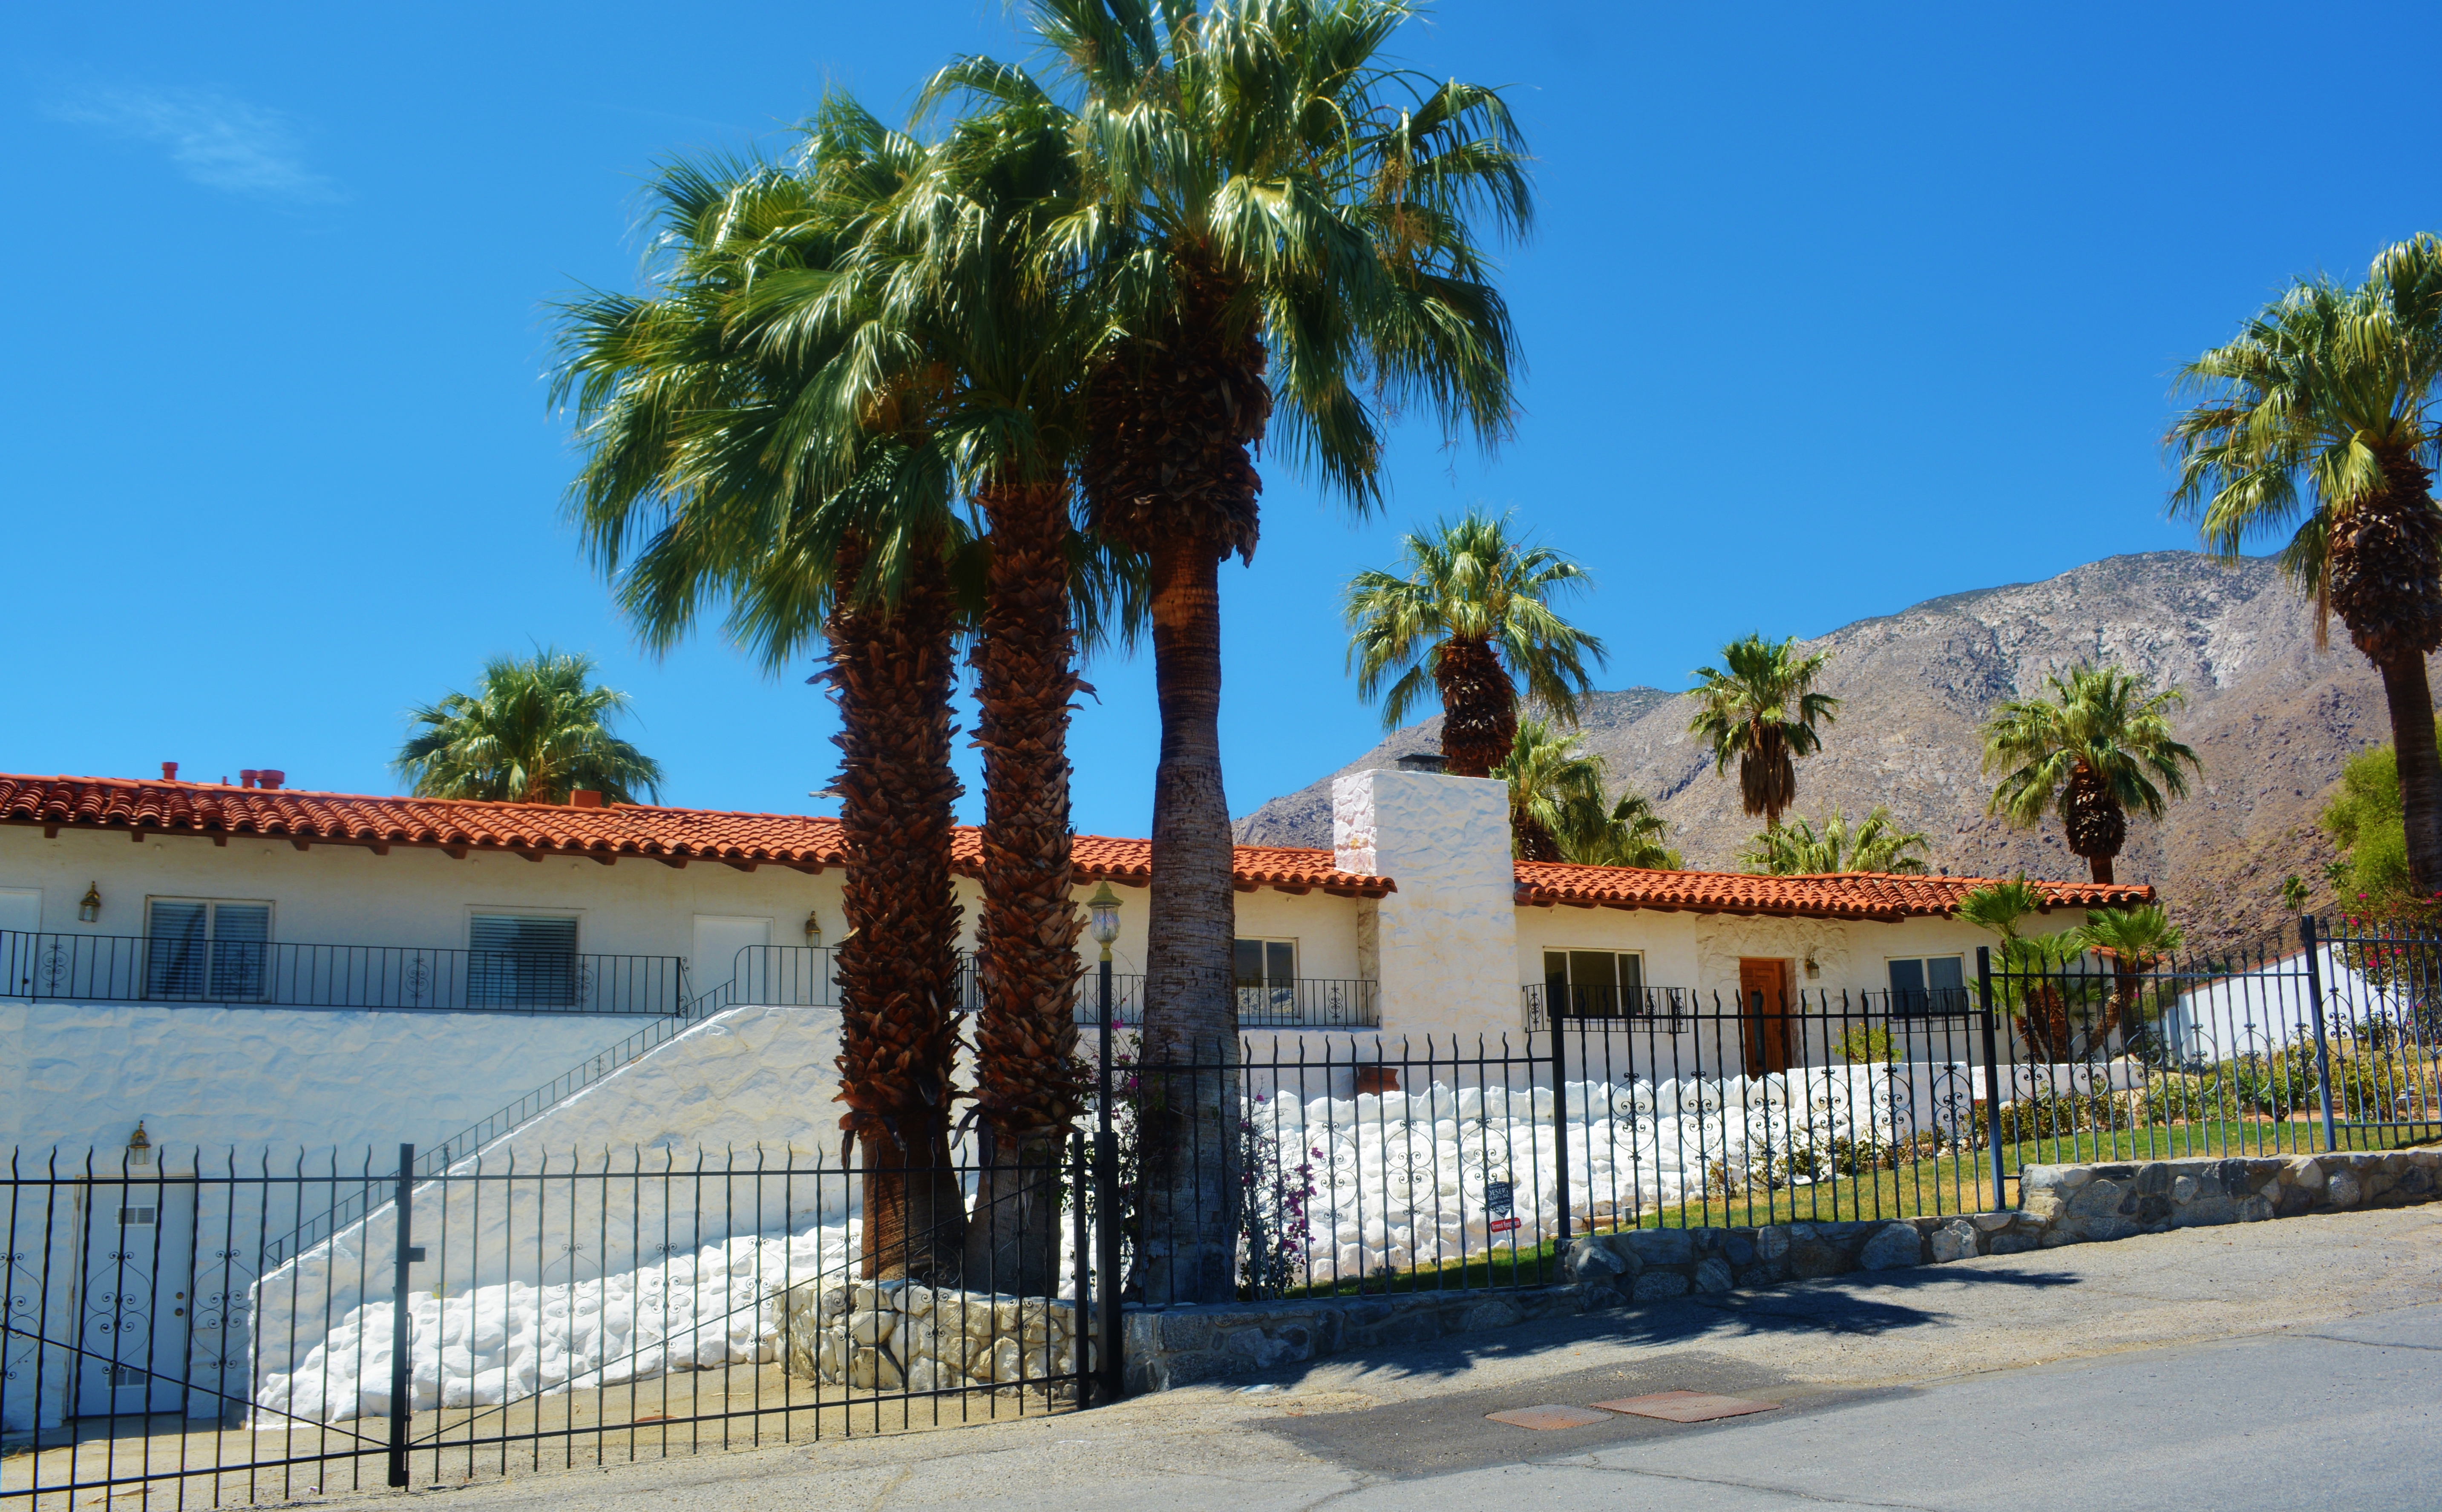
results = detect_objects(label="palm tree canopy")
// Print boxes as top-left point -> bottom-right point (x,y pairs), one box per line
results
1981,663 -> 2200,831
1495,719 -> 1679,868
396,650 -> 663,805
942,0 -> 1533,538
553,102 -> 1145,665
1738,808 -> 1929,876
1345,509 -> 1606,730
1955,878 -> 2048,941
2167,233 -> 2442,655
1687,633 -> 1839,823
2075,904 -> 2183,967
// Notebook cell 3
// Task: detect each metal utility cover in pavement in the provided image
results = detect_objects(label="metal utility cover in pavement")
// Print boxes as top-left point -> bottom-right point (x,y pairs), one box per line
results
1485,1405 -> 1614,1430
1592,1391 -> 1783,1423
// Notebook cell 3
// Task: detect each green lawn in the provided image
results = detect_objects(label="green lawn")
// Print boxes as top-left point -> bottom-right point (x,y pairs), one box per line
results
1272,1118 -> 2442,1300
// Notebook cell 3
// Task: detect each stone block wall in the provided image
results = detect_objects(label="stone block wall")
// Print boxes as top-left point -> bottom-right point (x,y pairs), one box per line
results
1120,1147 -> 2442,1394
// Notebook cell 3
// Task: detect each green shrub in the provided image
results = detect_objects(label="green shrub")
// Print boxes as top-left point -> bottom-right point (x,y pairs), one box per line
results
1834,1025 -> 1897,1065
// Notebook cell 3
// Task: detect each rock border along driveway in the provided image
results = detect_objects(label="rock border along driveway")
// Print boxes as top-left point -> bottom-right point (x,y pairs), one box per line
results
1122,1146 -> 2440,1391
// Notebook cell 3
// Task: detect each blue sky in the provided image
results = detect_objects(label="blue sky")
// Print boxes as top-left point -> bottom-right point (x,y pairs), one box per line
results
7,2 -> 2436,836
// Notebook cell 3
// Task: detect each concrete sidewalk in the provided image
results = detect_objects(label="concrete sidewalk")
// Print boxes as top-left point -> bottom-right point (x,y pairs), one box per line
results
329,1205 -> 2442,1512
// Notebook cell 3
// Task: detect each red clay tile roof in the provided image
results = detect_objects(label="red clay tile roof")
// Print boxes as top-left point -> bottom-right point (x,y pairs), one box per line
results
1513,861 -> 2151,921
0,773 -> 1394,898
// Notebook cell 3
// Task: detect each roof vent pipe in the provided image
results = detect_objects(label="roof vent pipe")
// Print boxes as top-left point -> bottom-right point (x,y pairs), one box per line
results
239,770 -> 258,789
257,770 -> 285,791
161,762 -> 179,782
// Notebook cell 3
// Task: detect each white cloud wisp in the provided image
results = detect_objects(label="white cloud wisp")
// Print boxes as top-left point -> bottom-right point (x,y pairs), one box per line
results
50,84 -> 342,202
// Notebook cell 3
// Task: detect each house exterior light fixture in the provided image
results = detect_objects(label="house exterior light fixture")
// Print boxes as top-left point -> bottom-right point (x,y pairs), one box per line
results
78,883 -> 101,923
1803,951 -> 1821,980
803,909 -> 823,946
1086,883 -> 1122,961
127,1121 -> 152,1168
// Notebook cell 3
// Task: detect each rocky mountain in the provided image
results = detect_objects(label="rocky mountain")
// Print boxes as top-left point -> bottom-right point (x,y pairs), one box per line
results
1234,551 -> 2426,947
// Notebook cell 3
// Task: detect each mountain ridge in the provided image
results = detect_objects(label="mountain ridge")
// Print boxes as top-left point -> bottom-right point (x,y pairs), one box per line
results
1234,550 -> 2416,946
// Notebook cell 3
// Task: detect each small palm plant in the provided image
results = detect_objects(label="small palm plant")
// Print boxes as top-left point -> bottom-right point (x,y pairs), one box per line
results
1958,880 -> 2103,1061
1981,663 -> 2200,885
1739,808 -> 1930,875
397,650 -> 662,805
1347,512 -> 1606,779
2075,904 -> 2184,1046
1496,719 -> 1680,867
1688,634 -> 1838,830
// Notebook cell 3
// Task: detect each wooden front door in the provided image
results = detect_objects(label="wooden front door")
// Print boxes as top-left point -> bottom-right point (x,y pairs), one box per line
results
1738,957 -> 1793,1076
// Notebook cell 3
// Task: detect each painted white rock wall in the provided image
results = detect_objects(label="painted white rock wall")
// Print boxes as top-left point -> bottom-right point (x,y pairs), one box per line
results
3,1001 -> 652,1156
249,1004 -> 845,1409
1334,770 -> 1519,1042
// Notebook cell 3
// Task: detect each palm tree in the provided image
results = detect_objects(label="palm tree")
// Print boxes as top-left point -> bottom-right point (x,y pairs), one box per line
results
2169,235 -> 2442,890
1496,719 -> 1679,867
1980,663 -> 2200,885
2075,904 -> 2183,1046
549,118 -> 975,1281
1958,879 -> 2101,1061
857,92 -> 1106,1290
1688,634 -> 1838,831
934,0 -> 1532,1304
1738,808 -> 1929,875
1346,511 -> 1606,777
396,649 -> 663,805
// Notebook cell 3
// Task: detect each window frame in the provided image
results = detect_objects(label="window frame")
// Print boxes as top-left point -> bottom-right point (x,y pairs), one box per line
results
1541,948 -> 1652,1019
143,896 -> 274,1002
466,909 -> 585,1009
1885,953 -> 1969,1017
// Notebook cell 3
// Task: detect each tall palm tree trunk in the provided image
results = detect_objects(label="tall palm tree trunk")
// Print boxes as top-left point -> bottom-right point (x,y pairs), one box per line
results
1435,637 -> 1515,779
2333,452 -> 2442,894
967,477 -> 1086,1293
830,539 -> 970,1282
1137,532 -> 1241,1304
1084,296 -> 1267,1305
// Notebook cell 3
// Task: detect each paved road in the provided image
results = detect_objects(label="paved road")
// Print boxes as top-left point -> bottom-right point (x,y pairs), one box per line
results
330,1207 -> 2442,1512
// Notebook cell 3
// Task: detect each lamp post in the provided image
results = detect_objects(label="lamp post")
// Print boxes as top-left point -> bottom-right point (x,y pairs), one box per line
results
1084,881 -> 1123,1404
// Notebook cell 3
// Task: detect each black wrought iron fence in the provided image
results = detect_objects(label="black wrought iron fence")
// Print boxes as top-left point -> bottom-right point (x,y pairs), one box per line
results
2,1141 -> 1097,1508
1980,915 -> 2442,1160
0,932 -> 686,1015
1104,994 -> 2009,1310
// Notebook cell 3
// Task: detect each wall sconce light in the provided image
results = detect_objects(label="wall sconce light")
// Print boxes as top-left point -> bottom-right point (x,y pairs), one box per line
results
1803,951 -> 1821,980
78,883 -> 101,924
803,909 -> 823,946
1086,882 -> 1123,960
127,1120 -> 152,1168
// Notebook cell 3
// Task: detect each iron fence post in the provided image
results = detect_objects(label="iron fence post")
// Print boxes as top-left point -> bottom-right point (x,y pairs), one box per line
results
1095,954 -> 1123,1404
386,1141 -> 416,1488
1976,949 -> 2008,1210
1070,1129 -> 1090,1405
2301,914 -> 2338,1153
1549,1000 -> 1571,1249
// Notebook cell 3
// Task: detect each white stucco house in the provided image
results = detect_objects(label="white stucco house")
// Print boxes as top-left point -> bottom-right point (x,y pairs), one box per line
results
2,762 -> 2143,1161
0,762 -> 2151,1434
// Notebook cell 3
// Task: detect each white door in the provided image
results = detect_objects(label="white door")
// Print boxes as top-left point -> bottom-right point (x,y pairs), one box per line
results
74,1173 -> 197,1417
692,916 -> 772,1009
0,888 -> 38,997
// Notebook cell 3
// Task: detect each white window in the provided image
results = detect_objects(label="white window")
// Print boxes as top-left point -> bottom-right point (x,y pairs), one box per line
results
145,899 -> 271,1001
1886,955 -> 1967,1016
1233,937 -> 1296,989
1234,937 -> 1298,1020
1543,949 -> 1648,1018
469,914 -> 581,1007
